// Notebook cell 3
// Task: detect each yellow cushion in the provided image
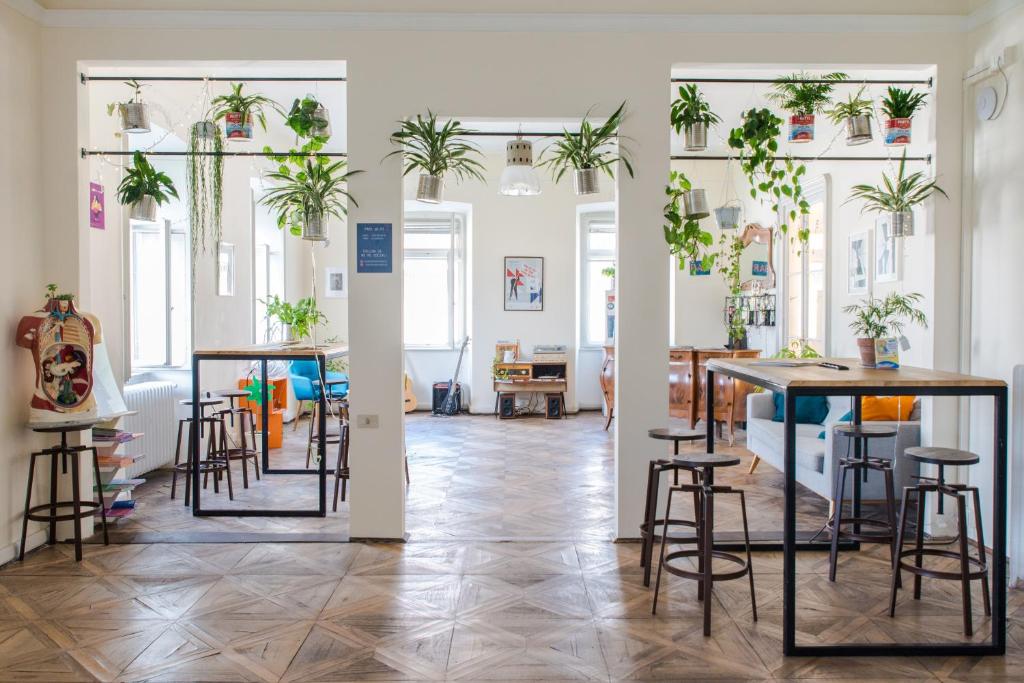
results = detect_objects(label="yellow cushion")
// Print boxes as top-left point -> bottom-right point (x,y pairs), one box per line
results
861,396 -> 915,422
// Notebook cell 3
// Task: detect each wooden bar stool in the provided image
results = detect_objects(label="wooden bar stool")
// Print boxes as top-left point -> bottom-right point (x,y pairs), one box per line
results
170,415 -> 233,505
827,423 -> 900,583
889,447 -> 990,636
214,390 -> 260,488
639,428 -> 705,587
20,422 -> 109,562
333,401 -> 350,511
652,453 -> 756,636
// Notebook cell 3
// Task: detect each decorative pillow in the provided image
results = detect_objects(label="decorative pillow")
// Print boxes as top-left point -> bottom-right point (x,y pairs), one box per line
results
771,393 -> 830,425
862,395 -> 916,421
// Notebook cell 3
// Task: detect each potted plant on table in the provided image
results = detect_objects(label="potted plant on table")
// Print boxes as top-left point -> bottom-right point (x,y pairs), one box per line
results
843,292 -> 927,367
386,111 -> 485,204
537,101 -> 634,196
259,158 -> 362,241
107,79 -> 151,134
826,86 -> 874,146
670,83 -> 721,152
880,87 -> 927,146
210,82 -> 284,141
847,151 -> 947,237
117,151 -> 178,223
663,171 -> 715,272
768,71 -> 847,143
263,295 -> 328,344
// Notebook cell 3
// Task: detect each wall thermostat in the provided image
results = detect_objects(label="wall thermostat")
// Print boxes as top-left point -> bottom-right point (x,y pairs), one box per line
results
976,85 -> 999,120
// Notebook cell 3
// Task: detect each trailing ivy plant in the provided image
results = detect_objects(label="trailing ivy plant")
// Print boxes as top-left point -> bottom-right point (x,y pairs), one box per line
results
717,232 -> 744,296
670,83 -> 721,132
767,71 -> 848,116
727,108 -> 810,242
663,171 -> 715,271
264,95 -> 332,165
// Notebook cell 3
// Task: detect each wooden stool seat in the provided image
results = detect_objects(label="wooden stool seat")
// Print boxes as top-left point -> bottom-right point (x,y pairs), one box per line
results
903,446 -> 980,466
647,428 -> 705,442
833,423 -> 898,439
181,397 -> 224,408
671,452 -> 741,469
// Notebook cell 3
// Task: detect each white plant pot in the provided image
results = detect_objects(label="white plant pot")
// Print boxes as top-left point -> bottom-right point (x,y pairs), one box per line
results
130,195 -> 158,223
119,103 -> 151,134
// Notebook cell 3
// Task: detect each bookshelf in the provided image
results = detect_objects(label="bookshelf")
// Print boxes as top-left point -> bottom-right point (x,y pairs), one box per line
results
92,417 -> 143,521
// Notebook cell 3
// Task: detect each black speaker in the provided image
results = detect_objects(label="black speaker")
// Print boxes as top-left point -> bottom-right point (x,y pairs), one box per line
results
545,393 -> 564,419
498,393 -> 516,419
432,383 -> 461,415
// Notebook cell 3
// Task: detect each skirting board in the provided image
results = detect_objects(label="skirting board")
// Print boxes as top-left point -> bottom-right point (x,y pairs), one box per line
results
0,528 -> 49,567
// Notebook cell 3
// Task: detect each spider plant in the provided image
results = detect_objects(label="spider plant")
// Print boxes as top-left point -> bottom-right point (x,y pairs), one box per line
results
670,84 -> 720,151
210,82 -> 284,136
768,72 -> 848,116
117,151 -> 178,222
847,151 -> 947,236
259,158 -> 362,240
537,101 -> 634,195
386,111 -> 485,203
826,86 -> 874,145
843,292 -> 927,339
880,87 -> 927,120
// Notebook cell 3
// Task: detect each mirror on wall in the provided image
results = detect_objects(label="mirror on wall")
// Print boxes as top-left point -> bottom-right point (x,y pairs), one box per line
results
738,223 -> 775,291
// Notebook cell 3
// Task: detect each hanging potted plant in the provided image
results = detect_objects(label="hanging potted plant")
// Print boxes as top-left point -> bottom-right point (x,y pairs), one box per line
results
386,111 -> 485,203
670,83 -> 721,152
210,82 -> 284,142
117,151 -> 178,223
880,87 -> 927,146
717,234 -> 746,349
537,101 -> 634,196
768,72 -> 847,143
285,95 -> 332,144
843,292 -> 927,367
847,151 -> 947,237
187,119 -> 224,261
714,202 -> 743,231
826,86 -> 874,146
663,171 -> 715,272
258,158 -> 362,241
106,79 -> 151,134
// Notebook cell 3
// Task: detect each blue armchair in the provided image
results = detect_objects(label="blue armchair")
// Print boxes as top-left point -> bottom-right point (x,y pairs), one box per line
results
289,360 -> 348,426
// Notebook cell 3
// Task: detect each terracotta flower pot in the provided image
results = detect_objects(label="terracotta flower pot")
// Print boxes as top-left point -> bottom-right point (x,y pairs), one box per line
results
857,337 -> 877,367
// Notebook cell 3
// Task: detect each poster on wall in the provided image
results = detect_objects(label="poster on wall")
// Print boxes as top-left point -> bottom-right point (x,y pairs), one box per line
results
89,183 -> 105,230
874,216 -> 899,283
356,223 -> 393,273
848,231 -> 870,295
325,266 -> 348,298
504,256 -> 543,311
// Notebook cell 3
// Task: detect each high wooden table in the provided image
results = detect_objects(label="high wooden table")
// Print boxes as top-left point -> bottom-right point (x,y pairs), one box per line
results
192,342 -> 349,517
706,356 -> 1007,658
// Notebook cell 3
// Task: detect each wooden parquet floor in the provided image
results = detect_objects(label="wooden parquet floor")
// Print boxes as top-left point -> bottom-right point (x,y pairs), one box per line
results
1,411 -> 1021,681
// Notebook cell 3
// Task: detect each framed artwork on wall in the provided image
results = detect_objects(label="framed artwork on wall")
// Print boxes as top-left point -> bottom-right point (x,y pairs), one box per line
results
848,231 -> 870,295
217,242 -> 235,296
325,266 -> 348,298
504,256 -> 544,311
874,215 -> 900,283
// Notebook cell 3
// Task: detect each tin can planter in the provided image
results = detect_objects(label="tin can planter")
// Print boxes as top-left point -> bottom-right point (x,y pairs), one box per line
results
224,111 -> 253,141
856,337 -> 877,367
714,204 -> 742,230
891,210 -> 914,237
118,103 -> 151,134
302,212 -> 328,241
130,195 -> 159,223
885,117 -> 912,146
788,114 -> 815,143
845,115 -> 873,146
573,167 -> 600,196
313,104 -> 332,139
682,189 -> 710,220
683,122 -> 708,152
192,120 -> 219,140
416,174 -> 443,203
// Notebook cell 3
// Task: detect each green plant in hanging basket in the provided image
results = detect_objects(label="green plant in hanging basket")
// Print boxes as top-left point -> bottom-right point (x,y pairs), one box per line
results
117,151 -> 178,206
847,151 -> 947,213
717,232 -> 744,296
259,158 -> 362,236
537,101 -> 634,181
767,72 -> 848,116
385,111 -> 486,181
210,82 -> 284,132
187,121 -> 224,255
663,171 -> 715,271
670,83 -> 721,131
105,79 -> 147,116
825,86 -> 874,125
880,87 -> 927,120
265,95 -> 333,164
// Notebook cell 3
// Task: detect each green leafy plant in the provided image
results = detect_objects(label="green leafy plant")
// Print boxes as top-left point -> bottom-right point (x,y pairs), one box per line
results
880,87 -> 927,119
825,86 -> 873,125
45,283 -> 74,301
116,151 -> 178,206
263,295 -> 327,341
670,84 -> 721,132
847,151 -> 947,213
727,108 -> 810,241
259,159 -> 361,236
843,292 -> 927,339
187,122 -> 224,255
663,171 -> 715,271
600,265 -> 616,279
385,111 -> 485,182
106,79 -> 146,116
767,72 -> 848,116
717,233 -> 744,295
209,82 -> 284,132
264,96 -> 333,163
491,359 -> 510,381
727,308 -> 747,345
537,101 -> 634,182
774,339 -> 821,359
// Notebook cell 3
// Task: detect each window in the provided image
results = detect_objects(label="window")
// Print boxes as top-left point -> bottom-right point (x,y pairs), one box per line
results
783,178 -> 828,354
254,243 -> 284,343
403,213 -> 465,348
580,211 -> 616,347
130,218 -> 191,368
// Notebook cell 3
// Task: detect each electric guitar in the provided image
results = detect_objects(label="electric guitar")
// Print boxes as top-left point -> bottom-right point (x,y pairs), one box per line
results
439,336 -> 469,416
403,374 -> 417,413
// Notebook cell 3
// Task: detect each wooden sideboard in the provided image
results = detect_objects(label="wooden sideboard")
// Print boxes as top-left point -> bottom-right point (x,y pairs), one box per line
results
600,346 -> 760,442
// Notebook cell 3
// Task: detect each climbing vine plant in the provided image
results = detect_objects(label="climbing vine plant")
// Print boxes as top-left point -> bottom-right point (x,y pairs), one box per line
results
662,171 -> 715,271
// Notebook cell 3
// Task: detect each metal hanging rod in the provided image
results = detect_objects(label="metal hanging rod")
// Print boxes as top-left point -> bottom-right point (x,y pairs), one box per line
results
670,76 -> 932,86
81,74 -> 345,84
672,154 -> 932,163
82,148 -> 347,158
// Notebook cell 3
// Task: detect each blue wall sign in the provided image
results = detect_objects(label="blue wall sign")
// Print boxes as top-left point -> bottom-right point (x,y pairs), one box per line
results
356,223 -> 393,273
752,260 -> 769,277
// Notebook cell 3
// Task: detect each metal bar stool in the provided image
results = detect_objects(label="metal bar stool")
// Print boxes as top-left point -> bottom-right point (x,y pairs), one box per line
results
170,414 -> 233,505
332,400 -> 350,511
215,403 -> 260,488
889,446 -> 990,636
652,452 -> 756,636
827,423 -> 900,583
640,428 -> 705,587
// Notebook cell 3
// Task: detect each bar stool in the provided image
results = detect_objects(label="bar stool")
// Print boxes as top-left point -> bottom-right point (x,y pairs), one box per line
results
332,400 -> 350,511
170,403 -> 233,505
306,378 -> 348,468
20,422 -> 109,562
652,453 -> 756,636
216,388 -> 252,427
889,447 -> 990,636
214,389 -> 260,488
640,428 -> 704,587
827,423 -> 900,583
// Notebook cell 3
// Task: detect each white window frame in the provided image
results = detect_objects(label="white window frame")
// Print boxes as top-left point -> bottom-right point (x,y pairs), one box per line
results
779,176 -> 831,354
579,210 -> 616,350
403,212 -> 466,350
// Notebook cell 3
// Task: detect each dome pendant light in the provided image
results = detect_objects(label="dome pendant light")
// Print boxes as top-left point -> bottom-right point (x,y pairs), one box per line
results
499,135 -> 541,196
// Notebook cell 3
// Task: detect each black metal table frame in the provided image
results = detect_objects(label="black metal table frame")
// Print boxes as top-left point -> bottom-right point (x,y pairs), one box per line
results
705,364 -> 1007,657
192,350 -> 335,517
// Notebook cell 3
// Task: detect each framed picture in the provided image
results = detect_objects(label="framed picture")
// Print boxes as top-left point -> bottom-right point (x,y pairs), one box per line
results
325,266 -> 348,298
217,242 -> 235,296
848,231 -> 870,295
874,215 -> 900,283
504,256 -> 543,311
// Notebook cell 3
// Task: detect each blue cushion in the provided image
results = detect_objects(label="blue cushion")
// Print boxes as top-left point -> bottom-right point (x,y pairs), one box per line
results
772,393 -> 829,425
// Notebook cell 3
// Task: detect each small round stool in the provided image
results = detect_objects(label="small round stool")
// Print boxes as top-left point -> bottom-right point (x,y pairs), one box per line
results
652,452 -> 756,636
827,423 -> 900,583
889,447 -> 990,636
639,428 -> 705,587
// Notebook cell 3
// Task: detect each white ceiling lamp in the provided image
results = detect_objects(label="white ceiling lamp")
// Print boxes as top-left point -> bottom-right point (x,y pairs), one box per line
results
499,134 -> 541,196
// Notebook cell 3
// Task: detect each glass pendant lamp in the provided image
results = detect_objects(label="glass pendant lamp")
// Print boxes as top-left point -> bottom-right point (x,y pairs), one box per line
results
499,136 -> 541,196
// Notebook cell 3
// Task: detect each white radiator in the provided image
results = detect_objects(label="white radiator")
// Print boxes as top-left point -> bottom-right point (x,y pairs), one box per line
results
121,381 -> 178,478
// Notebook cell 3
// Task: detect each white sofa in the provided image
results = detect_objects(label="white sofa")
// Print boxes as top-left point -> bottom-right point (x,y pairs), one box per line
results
745,393 -> 921,502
